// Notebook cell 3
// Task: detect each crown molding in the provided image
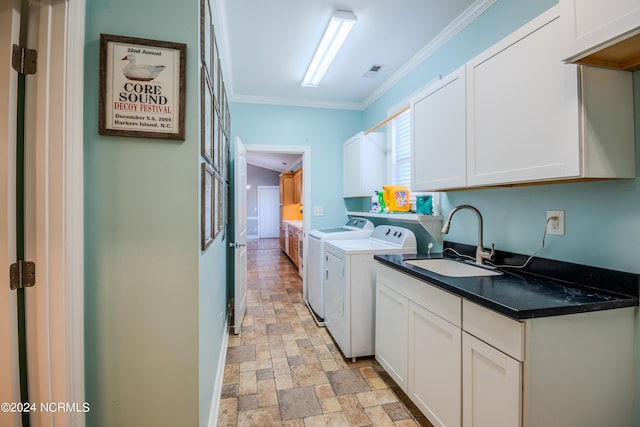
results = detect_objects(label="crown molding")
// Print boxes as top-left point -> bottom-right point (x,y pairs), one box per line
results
362,0 -> 496,108
231,93 -> 364,111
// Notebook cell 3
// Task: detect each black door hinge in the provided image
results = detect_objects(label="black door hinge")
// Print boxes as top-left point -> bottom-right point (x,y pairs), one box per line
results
10,261 -> 36,290
12,44 -> 37,75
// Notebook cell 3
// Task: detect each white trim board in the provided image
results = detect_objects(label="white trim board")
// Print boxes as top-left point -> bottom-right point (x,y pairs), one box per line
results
207,317 -> 230,427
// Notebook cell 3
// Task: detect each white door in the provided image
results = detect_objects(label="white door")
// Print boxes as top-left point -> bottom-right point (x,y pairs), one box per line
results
233,136 -> 248,335
1,1 -> 85,426
257,186 -> 279,238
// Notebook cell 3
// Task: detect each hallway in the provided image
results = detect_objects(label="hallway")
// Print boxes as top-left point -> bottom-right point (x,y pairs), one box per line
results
217,239 -> 432,426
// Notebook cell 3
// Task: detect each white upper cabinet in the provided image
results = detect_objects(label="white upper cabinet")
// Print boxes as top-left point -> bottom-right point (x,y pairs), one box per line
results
466,9 -> 579,186
409,5 -> 635,191
562,0 -> 640,64
343,131 -> 386,197
411,66 -> 467,191
465,6 -> 634,187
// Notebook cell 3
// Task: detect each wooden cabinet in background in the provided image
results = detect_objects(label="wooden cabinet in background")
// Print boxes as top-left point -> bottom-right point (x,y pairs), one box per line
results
279,172 -> 294,205
293,168 -> 302,204
288,230 -> 298,267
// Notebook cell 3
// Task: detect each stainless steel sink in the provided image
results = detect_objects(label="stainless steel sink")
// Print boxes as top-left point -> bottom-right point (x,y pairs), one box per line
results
406,258 -> 502,277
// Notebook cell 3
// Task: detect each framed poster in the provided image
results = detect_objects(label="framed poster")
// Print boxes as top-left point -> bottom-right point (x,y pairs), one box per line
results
99,33 -> 186,140
201,69 -> 214,164
201,163 -> 214,250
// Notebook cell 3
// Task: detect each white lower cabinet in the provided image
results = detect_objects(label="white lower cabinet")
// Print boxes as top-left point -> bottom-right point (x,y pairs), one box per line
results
409,302 -> 461,427
376,265 -> 462,427
462,332 -> 521,427
375,283 -> 409,390
375,263 -> 635,427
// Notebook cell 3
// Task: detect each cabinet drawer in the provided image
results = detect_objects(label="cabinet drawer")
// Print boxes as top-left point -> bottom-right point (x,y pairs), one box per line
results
376,264 -> 461,327
463,300 -> 524,361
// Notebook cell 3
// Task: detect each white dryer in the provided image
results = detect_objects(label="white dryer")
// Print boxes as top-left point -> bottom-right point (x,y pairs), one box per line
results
324,225 -> 417,361
307,218 -> 374,324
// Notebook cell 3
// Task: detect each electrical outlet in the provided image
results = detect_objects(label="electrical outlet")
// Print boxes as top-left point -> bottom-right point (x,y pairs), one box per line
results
546,210 -> 565,235
313,206 -> 324,216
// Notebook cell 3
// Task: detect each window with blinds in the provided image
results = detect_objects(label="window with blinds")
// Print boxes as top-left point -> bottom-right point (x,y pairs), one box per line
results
390,109 -> 411,189
388,107 -> 439,214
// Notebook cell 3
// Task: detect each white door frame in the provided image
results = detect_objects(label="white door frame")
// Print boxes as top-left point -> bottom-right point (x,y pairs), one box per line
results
244,145 -> 311,297
233,137 -> 248,335
0,1 -> 85,426
257,186 -> 279,238
36,2 -> 86,424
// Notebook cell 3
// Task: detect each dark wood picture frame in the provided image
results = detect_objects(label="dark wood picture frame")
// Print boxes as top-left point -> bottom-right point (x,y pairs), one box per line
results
99,33 -> 186,140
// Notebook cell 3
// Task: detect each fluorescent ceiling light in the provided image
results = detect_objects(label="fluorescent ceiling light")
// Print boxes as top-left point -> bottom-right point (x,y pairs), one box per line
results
302,10 -> 357,87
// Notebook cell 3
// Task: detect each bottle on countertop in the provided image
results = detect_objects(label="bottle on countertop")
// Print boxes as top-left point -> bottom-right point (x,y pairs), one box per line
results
371,191 -> 379,212
378,190 -> 386,212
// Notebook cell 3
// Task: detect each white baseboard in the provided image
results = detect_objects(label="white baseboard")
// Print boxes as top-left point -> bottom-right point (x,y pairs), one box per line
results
208,316 -> 230,427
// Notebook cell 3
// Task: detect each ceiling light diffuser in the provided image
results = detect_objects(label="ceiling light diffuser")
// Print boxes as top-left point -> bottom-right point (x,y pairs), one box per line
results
302,10 -> 357,87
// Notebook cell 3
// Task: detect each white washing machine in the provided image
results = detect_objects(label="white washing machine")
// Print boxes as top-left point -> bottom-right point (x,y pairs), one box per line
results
307,218 -> 374,325
324,225 -> 417,361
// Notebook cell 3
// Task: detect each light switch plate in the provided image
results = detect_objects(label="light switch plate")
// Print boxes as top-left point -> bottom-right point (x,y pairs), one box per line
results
313,206 -> 324,216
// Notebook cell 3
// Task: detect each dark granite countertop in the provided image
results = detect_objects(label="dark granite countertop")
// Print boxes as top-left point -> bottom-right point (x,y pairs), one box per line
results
374,249 -> 639,320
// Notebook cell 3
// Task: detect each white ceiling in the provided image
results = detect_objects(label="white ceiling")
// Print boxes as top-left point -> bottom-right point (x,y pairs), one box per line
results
216,0 -> 488,110
246,151 -> 302,173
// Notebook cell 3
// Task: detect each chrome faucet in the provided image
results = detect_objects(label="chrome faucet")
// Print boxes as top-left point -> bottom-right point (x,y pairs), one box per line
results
441,205 -> 495,265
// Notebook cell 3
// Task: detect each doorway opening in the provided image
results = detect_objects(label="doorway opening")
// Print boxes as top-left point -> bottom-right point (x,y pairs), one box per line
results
243,144 -> 311,298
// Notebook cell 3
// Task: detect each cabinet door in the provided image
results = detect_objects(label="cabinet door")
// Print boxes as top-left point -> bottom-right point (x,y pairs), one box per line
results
411,66 -> 466,191
565,0 -> 640,59
462,332 -> 521,427
343,132 -> 386,197
409,302 -> 461,427
466,10 -> 580,186
343,135 -> 362,197
324,251 -> 347,354
280,172 -> 294,205
289,232 -> 298,266
375,283 -> 409,391
293,168 -> 302,204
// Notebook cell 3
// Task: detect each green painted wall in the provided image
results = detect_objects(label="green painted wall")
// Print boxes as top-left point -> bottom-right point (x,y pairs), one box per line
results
84,1 -> 227,425
229,103 -> 362,231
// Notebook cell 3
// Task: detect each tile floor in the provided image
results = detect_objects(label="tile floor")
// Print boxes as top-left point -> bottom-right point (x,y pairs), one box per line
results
217,239 -> 433,427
